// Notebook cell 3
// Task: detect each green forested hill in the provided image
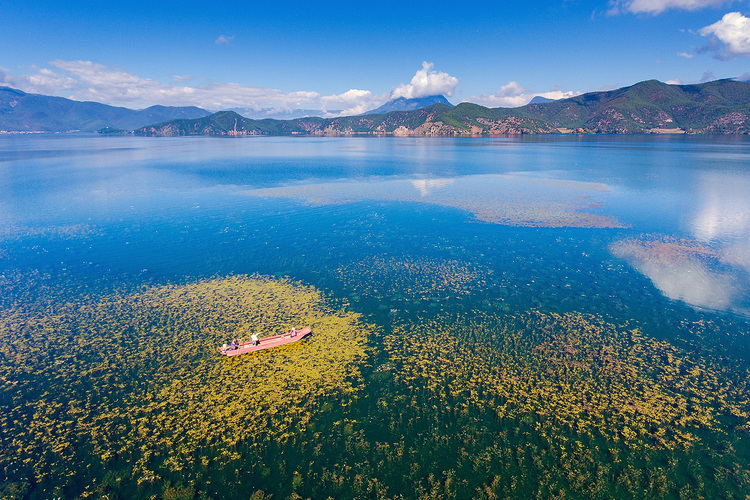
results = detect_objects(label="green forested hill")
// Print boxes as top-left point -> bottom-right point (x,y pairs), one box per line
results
5,79 -> 750,135
135,79 -> 750,136
135,104 -> 557,137
516,79 -> 750,133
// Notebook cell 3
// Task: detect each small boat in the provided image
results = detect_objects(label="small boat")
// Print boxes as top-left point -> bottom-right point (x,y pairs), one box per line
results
220,327 -> 312,356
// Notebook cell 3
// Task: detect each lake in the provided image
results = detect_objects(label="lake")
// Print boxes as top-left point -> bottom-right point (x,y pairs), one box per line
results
1,134 -> 750,499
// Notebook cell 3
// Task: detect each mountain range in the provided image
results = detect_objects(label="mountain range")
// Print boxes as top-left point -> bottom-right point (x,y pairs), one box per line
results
3,79 -> 750,136
0,86 -> 211,132
135,79 -> 750,136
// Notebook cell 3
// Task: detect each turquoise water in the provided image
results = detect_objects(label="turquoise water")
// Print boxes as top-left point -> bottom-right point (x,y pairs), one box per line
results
2,134 -> 750,498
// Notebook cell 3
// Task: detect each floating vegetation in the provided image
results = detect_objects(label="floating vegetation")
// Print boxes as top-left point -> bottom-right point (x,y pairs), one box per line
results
359,309 -> 750,497
336,255 -> 488,302
197,306 -> 750,499
0,274 -> 368,498
2,235 -> 750,499
387,310 -> 750,449
0,223 -> 98,242
243,174 -> 626,228
611,235 -> 750,314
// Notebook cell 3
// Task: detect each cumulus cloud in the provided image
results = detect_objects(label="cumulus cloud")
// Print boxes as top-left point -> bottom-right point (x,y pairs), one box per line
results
608,0 -> 727,15
699,12 -> 750,60
0,59 -> 393,117
319,89 -> 386,116
495,81 -> 530,98
666,77 -> 684,84
390,62 -> 458,99
677,51 -> 694,58
0,64 -> 75,95
0,60 -> 324,112
466,81 -> 581,108
215,35 -> 235,45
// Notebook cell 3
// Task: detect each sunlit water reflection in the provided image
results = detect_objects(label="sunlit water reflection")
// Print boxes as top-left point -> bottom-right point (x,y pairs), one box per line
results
2,134 -> 750,317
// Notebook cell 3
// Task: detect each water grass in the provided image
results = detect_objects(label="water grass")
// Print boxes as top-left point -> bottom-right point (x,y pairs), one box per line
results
0,274 -> 368,498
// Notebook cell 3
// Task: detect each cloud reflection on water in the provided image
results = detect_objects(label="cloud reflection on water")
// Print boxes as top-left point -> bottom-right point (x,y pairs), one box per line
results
610,237 -> 745,313
410,178 -> 454,197
612,170 -> 750,315
690,171 -> 750,275
244,173 -> 625,228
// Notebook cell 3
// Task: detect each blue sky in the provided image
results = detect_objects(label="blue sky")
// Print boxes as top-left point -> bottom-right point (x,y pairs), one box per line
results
2,0 -> 750,115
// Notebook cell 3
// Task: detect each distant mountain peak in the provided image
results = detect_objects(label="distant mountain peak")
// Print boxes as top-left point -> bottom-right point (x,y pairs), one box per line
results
528,96 -> 555,104
365,95 -> 453,115
0,86 -> 26,97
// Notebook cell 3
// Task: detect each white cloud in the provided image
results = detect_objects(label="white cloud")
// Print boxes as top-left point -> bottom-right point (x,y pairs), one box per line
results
319,89 -> 386,116
496,81 -> 530,97
465,81 -> 581,108
4,60 -> 575,117
0,60 -> 326,111
390,62 -> 458,99
677,51 -> 694,58
666,77 -> 684,84
215,35 -> 235,45
171,74 -> 196,83
699,12 -> 750,60
0,64 -> 75,95
0,59 -> 393,117
608,0 -> 727,15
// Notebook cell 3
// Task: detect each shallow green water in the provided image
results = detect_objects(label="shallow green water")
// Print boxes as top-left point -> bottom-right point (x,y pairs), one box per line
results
1,134 -> 750,499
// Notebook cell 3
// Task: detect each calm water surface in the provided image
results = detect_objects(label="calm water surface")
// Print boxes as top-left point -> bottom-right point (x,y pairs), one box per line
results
2,134 -> 750,498
2,134 -> 749,316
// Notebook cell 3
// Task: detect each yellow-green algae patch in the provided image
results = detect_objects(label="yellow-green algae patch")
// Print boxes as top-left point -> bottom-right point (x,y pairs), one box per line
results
272,307 -> 750,498
386,310 -> 750,451
336,255 -> 489,299
0,275 -> 368,495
